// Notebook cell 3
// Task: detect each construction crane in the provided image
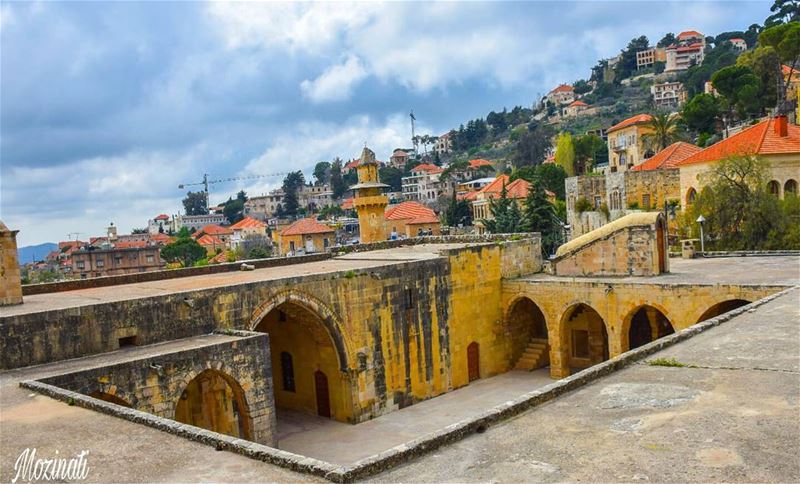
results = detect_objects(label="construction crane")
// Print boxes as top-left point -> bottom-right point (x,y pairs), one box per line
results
178,172 -> 287,211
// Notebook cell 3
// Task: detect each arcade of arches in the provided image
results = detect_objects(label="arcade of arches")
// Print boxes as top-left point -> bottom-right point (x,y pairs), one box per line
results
253,301 -> 350,423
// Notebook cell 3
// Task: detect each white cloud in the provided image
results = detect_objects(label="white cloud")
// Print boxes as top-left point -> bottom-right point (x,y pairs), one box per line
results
241,113 -> 425,195
300,55 -> 368,103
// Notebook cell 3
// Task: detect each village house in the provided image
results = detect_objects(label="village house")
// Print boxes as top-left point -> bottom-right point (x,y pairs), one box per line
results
665,30 -> 706,72
676,116 -> 799,206
467,175 -> 532,234
245,185 -> 335,220
605,114 -> 655,172
401,163 -> 444,205
651,81 -> 688,109
193,224 -> 233,254
277,217 -> 334,256
434,132 -> 453,155
546,84 -> 575,106
71,245 -> 164,279
147,213 -> 175,234
176,213 -> 227,232
389,149 -> 410,168
384,201 -> 441,238
729,38 -> 747,52
562,100 -> 590,117
636,47 -> 666,69
229,216 -> 269,250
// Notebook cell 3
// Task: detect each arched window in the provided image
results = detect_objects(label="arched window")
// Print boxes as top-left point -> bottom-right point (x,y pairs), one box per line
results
768,180 -> 780,197
686,188 -> 697,206
280,352 -> 295,392
785,179 -> 797,197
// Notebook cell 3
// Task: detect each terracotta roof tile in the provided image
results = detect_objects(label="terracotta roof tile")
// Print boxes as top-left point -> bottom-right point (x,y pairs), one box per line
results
549,84 -> 574,94
568,100 -> 588,107
632,142 -> 702,171
676,118 -> 800,166
230,216 -> 267,230
154,214 -> 170,221
677,30 -> 703,39
194,224 -> 232,237
468,159 -> 493,168
195,234 -> 224,246
341,198 -> 354,210
411,163 -> 444,174
280,218 -> 334,236
406,214 -> 440,225
607,114 -> 653,133
385,201 -> 436,221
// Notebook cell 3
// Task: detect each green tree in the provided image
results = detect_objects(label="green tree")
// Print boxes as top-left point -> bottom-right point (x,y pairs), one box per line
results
521,182 -> 560,256
657,33 -> 676,47
573,134 -> 606,175
615,35 -> 650,79
737,46 -> 781,112
442,192 -> 473,227
513,123 -> 554,167
281,171 -> 305,217
313,161 -> 331,186
711,65 -> 764,119
642,112 -> 684,153
554,132 -> 576,177
223,198 -> 245,224
160,236 -> 206,267
378,166 -> 403,191
482,183 -> 524,234
682,93 -> 721,135
182,191 -> 208,215
536,163 -> 568,200
330,158 -> 347,199
764,0 -> 800,27
758,21 -> 800,113
131,227 -> 148,234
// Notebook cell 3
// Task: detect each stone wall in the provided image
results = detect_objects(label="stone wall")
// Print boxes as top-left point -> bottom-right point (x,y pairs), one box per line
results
36,331 -> 276,445
555,224 -> 660,276
0,221 -> 23,306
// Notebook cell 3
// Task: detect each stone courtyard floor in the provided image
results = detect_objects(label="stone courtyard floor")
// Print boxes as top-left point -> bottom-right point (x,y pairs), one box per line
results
275,369 -> 554,464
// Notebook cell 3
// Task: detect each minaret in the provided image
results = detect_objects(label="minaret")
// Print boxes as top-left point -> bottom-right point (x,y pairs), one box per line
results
351,146 -> 389,244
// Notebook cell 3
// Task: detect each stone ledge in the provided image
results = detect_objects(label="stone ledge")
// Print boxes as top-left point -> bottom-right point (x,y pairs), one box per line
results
329,233 -> 540,256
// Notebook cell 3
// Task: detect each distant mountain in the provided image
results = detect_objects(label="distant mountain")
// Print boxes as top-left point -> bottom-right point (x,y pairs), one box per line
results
17,243 -> 57,264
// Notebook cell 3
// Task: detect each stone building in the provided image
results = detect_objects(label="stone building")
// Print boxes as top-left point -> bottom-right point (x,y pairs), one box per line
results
651,81 -> 688,109
0,221 -> 23,306
277,218 -> 335,256
352,146 -> 390,244
676,116 -> 800,205
604,114 -> 655,173
176,213 -> 227,232
385,201 -> 441,238
245,185 -> 335,221
665,30 -> 706,72
229,216 -> 268,250
71,246 -> 165,279
401,163 -> 445,204
546,84 -> 575,106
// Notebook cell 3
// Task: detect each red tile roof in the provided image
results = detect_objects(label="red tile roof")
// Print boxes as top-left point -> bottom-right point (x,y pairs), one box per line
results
675,118 -> 800,167
568,100 -> 588,107
549,84 -> 574,94
474,175 -> 531,199
150,233 -> 174,245
196,234 -> 224,246
677,30 -> 703,39
412,163 -> 444,174
230,216 -> 267,230
344,160 -> 360,170
114,241 -> 150,249
209,251 -> 228,264
194,224 -> 232,237
392,149 -> 409,157
385,201 -> 436,221
468,159 -> 493,168
280,218 -> 334,236
783,64 -> 799,81
607,114 -> 653,133
341,198 -> 354,210
406,214 -> 440,225
154,214 -> 169,221
632,142 -> 702,171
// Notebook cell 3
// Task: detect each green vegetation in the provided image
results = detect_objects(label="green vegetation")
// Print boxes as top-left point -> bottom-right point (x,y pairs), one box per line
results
344,270 -> 357,279
554,132 -> 576,177
222,190 -> 247,224
160,232 -> 206,267
647,358 -> 687,367
442,192 -> 473,227
182,190 -> 208,216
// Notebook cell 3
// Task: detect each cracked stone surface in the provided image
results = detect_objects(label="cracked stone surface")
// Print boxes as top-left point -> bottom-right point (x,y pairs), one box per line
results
597,383 -> 700,409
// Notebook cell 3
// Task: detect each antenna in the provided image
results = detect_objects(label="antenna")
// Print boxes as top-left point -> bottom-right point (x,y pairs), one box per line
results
410,110 -> 417,153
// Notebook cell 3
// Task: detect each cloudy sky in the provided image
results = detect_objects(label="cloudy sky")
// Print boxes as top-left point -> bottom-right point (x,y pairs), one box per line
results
1,1 -> 769,246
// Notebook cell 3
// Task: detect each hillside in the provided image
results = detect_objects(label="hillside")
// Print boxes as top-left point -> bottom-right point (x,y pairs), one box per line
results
17,243 -> 57,264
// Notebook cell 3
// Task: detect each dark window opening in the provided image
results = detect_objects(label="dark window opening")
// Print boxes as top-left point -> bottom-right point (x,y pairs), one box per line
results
281,352 -> 295,392
118,335 -> 138,348
404,288 -> 414,309
278,310 -> 287,322
572,330 -> 589,358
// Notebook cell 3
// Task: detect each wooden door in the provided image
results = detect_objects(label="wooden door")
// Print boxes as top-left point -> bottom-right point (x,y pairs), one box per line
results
467,342 -> 480,382
656,219 -> 666,273
314,370 -> 331,418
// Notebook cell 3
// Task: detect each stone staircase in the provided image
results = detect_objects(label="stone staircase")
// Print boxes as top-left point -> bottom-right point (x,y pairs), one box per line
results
513,338 -> 550,371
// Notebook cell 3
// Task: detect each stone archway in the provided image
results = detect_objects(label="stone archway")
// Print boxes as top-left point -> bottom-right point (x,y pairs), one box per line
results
622,305 -> 675,351
505,297 -> 549,371
252,295 -> 353,423
696,299 -> 752,323
553,303 -> 609,378
173,368 -> 252,441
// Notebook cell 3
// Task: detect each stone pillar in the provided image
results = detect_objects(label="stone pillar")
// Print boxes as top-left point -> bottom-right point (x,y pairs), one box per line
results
0,220 -> 23,306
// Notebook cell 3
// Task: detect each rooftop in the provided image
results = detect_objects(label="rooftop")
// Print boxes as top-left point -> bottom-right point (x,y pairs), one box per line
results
632,141 -> 702,171
607,113 -> 653,133
280,217 -> 334,236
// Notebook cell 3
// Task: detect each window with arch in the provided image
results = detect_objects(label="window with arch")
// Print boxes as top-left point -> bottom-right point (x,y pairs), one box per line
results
686,188 -> 697,206
785,179 -> 797,196
768,180 -> 780,197
280,351 -> 295,392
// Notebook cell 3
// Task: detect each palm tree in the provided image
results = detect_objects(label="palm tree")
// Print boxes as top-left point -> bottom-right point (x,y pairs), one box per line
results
642,112 -> 684,154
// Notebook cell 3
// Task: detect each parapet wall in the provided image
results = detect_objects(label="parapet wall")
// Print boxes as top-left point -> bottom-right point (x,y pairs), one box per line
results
33,331 -> 276,446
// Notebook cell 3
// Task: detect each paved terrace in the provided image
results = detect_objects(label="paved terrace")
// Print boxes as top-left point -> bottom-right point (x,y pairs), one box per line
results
3,243 -> 471,317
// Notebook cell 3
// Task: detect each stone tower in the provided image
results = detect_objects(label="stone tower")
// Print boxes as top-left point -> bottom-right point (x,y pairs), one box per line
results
351,146 -> 389,244
0,220 -> 23,306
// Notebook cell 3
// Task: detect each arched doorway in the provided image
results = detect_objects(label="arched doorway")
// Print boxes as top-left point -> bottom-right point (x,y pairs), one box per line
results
768,180 -> 780,197
558,304 -> 609,377
506,297 -> 549,371
624,306 -> 674,351
253,300 -> 349,422
90,391 -> 131,407
697,299 -> 751,323
174,369 -> 251,441
686,188 -> 697,207
467,342 -> 480,382
656,217 -> 667,273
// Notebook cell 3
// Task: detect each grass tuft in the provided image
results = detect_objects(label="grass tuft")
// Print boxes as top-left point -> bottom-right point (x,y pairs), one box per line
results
647,357 -> 686,367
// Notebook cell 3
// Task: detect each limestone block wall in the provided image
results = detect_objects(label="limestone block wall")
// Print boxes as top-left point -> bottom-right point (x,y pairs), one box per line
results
555,225 -> 658,276
0,222 -> 23,306
36,332 -> 276,446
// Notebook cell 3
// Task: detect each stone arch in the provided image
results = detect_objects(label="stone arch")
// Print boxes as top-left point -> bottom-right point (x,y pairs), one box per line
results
505,296 -> 549,370
768,180 -> 781,197
785,179 -> 797,197
251,291 -> 354,422
173,367 -> 253,441
686,187 -> 697,206
620,304 -> 675,352
249,290 -> 352,372
696,299 -> 752,323
553,303 -> 609,378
